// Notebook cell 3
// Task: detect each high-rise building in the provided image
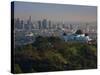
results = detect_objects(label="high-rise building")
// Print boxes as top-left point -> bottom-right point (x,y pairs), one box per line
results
15,18 -> 23,29
48,20 -> 51,29
38,20 -> 42,29
26,16 -> 33,30
27,16 -> 31,24
20,20 -> 24,30
70,24 -> 73,30
42,19 -> 47,29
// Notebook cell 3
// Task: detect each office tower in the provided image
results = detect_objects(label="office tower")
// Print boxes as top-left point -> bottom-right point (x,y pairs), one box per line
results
15,18 -> 23,29
27,16 -> 33,30
38,20 -> 42,29
42,19 -> 47,29
48,20 -> 51,29
70,24 -> 73,30
20,20 -> 24,30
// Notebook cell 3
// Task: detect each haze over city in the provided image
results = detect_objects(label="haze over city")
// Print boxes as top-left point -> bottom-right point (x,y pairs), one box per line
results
14,1 -> 97,23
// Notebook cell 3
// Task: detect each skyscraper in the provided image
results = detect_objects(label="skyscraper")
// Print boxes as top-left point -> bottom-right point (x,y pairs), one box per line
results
38,20 -> 42,29
42,19 -> 47,29
15,18 -> 23,29
48,20 -> 51,29
27,16 -> 33,30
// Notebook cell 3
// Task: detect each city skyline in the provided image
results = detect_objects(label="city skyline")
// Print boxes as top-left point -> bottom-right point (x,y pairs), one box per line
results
14,1 -> 97,23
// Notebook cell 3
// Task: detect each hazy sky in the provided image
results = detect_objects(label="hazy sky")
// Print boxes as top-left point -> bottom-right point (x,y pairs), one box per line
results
14,1 -> 97,23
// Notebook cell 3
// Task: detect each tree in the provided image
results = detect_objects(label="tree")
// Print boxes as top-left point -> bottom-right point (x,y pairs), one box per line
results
15,36 -> 97,72
14,64 -> 22,73
75,29 -> 83,34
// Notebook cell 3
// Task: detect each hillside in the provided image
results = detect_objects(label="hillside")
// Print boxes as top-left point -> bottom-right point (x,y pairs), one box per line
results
14,36 -> 97,73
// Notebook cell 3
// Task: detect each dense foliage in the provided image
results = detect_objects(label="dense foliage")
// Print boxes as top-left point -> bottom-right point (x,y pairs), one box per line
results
75,29 -> 83,34
14,36 -> 97,73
